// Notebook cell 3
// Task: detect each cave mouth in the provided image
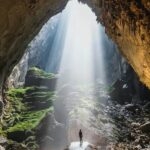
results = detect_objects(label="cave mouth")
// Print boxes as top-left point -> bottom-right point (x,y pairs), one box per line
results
3,0 -> 150,150
21,0 -> 115,149
35,0 -> 115,149
47,0 -> 106,85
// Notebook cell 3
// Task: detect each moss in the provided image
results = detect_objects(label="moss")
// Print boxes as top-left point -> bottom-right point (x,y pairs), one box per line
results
25,91 -> 56,101
0,127 -> 6,137
6,87 -> 33,112
7,87 -> 32,97
3,86 -> 54,145
28,67 -> 56,79
2,68 -> 57,149
7,108 -> 53,132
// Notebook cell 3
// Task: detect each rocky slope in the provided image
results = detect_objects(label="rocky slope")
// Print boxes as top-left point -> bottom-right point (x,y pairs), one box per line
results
80,0 -> 150,89
0,67 -> 63,150
63,74 -> 150,150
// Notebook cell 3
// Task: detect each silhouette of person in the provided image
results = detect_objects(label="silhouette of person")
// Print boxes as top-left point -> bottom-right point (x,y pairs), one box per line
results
79,129 -> 83,146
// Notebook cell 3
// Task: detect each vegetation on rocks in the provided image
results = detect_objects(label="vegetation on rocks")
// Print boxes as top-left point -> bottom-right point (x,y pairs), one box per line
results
25,67 -> 57,90
28,67 -> 56,79
0,67 -> 56,150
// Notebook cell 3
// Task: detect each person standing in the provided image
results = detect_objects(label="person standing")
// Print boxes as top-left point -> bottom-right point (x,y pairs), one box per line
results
79,129 -> 83,146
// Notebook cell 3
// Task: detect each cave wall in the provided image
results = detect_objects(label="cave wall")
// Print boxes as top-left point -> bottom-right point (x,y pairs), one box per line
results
0,0 -> 149,94
80,0 -> 150,88
0,0 -> 68,92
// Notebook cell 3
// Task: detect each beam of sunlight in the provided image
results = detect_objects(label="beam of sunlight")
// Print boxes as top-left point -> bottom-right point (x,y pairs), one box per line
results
45,0 -> 112,147
47,0 -> 106,86
31,0 -> 116,149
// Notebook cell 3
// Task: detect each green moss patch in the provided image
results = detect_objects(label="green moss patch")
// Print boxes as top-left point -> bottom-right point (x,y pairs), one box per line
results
3,86 -> 55,143
28,67 -> 56,79
1,68 -> 57,149
7,108 -> 52,133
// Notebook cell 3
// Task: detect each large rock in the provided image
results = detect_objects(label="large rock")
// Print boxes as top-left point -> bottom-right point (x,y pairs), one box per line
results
139,122 -> 150,132
109,79 -> 133,104
143,102 -> 150,110
36,113 -> 67,150
7,130 -> 32,143
7,52 -> 29,88
25,67 -> 57,90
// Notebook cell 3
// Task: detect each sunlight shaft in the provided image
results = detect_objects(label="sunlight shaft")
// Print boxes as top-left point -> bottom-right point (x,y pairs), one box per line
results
47,0 -> 107,88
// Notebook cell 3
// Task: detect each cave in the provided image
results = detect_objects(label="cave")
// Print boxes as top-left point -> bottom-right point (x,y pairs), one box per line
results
0,0 -> 150,150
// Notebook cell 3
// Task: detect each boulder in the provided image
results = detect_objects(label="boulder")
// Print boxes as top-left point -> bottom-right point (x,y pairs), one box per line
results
124,104 -> 140,111
139,122 -> 150,133
37,113 -> 67,149
143,102 -> 150,110
5,142 -> 27,150
109,79 -> 133,104
7,130 -> 32,143
25,67 -> 57,91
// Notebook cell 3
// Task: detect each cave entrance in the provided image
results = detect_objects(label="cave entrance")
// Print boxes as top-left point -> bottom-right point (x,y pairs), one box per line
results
30,0 -> 117,149
7,0 -> 123,149
3,0 -> 150,150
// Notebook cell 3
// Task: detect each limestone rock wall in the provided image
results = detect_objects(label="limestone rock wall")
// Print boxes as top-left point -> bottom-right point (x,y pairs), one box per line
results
80,0 -> 150,88
7,52 -> 29,88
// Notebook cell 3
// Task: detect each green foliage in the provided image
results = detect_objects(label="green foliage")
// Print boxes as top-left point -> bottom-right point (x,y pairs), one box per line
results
1,68 -> 57,149
28,67 -> 56,79
7,87 -> 32,97
0,127 -> 6,136
3,86 -> 54,143
7,108 -> 53,132
6,87 -> 33,112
